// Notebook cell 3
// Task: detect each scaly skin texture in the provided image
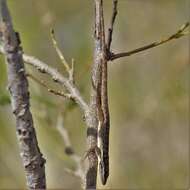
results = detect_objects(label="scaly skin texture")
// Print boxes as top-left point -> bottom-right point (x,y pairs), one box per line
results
94,0 -> 110,185
89,0 -> 110,186
99,57 -> 110,185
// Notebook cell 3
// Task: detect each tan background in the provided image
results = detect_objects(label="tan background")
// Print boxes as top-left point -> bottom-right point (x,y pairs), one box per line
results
0,0 -> 189,189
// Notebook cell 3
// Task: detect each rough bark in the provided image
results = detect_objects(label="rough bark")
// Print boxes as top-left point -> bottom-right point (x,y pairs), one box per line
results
84,0 -> 107,189
0,0 -> 46,189
0,1 -> 187,189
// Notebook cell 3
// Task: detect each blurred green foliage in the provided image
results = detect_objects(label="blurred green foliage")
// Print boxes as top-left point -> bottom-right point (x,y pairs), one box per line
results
0,0 -> 189,189
0,92 -> 10,106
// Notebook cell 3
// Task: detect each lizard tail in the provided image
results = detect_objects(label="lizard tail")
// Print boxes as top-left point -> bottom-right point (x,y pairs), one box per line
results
99,124 -> 109,185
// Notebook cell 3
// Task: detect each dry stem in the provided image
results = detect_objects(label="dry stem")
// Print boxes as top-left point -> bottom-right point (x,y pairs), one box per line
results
27,73 -> 73,99
56,114 -> 85,183
109,22 -> 189,60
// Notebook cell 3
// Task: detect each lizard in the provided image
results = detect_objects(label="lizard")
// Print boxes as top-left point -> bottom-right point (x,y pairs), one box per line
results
96,1 -> 110,185
98,54 -> 110,185
89,0 -> 110,185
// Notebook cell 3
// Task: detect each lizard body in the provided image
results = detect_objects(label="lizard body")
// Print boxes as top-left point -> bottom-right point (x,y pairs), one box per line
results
98,57 -> 110,185
93,0 -> 110,185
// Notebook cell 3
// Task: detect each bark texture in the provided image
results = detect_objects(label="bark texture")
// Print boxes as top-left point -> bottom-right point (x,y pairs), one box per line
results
0,0 -> 46,189
84,0 -> 107,189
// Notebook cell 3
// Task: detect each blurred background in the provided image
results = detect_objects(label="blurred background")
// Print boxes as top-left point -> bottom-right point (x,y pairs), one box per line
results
0,0 -> 189,189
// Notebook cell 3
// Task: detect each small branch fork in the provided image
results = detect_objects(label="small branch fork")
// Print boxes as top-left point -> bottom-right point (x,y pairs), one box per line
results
0,44 -> 88,112
108,22 -> 189,61
0,22 -> 89,187
25,54 -> 88,112
26,73 -> 74,100
106,0 -> 189,61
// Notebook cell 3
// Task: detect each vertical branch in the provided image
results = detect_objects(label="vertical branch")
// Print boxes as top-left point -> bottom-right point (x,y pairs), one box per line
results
84,0 -> 107,188
0,0 -> 46,189
85,0 -> 101,188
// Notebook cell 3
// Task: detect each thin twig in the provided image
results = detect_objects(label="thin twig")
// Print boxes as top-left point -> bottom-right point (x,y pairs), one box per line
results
56,114 -> 85,184
50,29 -> 75,84
0,46 -> 83,109
50,29 -> 70,72
21,54 -> 88,112
109,22 -> 189,61
70,58 -> 75,83
107,0 -> 118,52
27,73 -> 73,99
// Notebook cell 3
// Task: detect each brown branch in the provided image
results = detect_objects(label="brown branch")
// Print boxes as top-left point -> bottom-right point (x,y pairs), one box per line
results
0,45 -> 88,112
107,0 -> 118,52
2,47 -> 90,186
109,22 -> 189,61
0,21 -> 90,187
83,0 -> 107,189
0,0 -> 46,189
27,73 -> 74,100
22,54 -> 88,112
